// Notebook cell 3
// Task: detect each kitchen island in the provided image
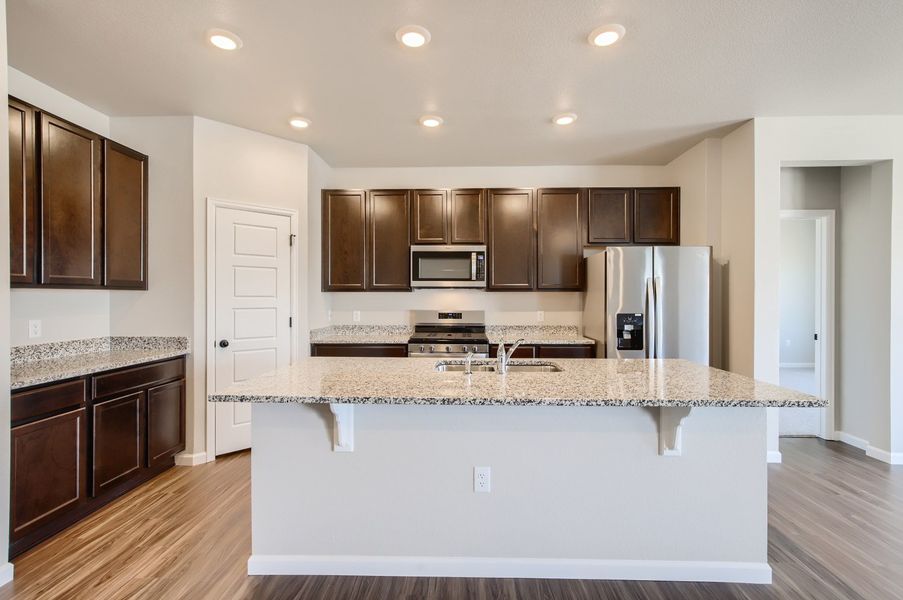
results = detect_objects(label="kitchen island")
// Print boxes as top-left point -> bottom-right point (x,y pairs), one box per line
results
209,357 -> 821,584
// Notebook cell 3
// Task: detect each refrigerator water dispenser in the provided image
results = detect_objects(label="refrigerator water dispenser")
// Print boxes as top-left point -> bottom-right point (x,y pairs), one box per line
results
616,313 -> 644,351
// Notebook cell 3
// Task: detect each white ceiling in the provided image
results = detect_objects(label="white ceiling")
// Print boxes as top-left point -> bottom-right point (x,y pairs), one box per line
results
8,0 -> 903,167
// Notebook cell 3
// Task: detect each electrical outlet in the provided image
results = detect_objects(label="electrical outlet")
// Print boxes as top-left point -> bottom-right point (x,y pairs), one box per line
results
536,311 -> 545,322
28,319 -> 42,339
352,310 -> 361,322
474,466 -> 491,493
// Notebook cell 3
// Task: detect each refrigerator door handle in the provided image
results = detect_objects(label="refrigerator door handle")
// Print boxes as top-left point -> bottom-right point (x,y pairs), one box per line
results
653,276 -> 664,359
645,277 -> 656,358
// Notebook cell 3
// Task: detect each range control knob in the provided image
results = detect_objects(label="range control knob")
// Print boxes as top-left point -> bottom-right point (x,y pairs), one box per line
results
419,345 -> 424,353
430,345 -> 435,352
445,346 -> 451,352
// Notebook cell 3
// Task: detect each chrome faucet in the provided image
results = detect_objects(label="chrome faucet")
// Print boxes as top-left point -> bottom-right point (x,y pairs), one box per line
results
496,338 -> 525,374
464,351 -> 475,375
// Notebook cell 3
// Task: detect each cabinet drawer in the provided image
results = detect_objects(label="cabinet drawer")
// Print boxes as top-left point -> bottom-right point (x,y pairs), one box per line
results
12,379 -> 86,424
92,358 -> 185,399
536,345 -> 595,359
311,344 -> 407,357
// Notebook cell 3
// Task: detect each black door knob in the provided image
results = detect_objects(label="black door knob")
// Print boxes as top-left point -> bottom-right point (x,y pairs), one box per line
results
219,340 -> 230,348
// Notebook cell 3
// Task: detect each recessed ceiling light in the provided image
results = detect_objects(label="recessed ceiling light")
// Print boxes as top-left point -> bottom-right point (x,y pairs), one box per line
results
553,113 -> 577,126
208,29 -> 243,51
289,117 -> 311,129
396,25 -> 431,48
419,115 -> 443,128
588,24 -> 626,47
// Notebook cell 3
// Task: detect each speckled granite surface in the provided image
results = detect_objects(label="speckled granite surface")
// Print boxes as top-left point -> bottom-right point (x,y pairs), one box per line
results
487,325 -> 594,346
11,336 -> 190,390
208,357 -> 822,408
308,325 -> 594,346
310,325 -> 412,345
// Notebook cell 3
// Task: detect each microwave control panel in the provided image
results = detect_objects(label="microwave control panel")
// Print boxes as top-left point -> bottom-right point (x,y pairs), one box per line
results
616,313 -> 644,351
474,254 -> 485,281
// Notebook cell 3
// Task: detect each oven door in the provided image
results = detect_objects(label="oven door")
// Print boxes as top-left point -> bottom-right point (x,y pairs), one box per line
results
410,245 -> 486,288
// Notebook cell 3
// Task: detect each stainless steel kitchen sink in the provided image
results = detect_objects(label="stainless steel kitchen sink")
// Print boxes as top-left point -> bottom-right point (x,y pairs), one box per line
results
434,361 -> 563,373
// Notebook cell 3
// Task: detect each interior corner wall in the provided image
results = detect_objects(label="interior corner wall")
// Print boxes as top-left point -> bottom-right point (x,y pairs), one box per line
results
1,0 -> 14,575
7,68 -> 112,345
191,117 -> 311,457
318,165 -> 674,328
755,116 -> 903,459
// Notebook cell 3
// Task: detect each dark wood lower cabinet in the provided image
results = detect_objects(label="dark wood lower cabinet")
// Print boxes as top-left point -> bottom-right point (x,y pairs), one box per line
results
536,345 -> 595,359
311,344 -> 407,357
10,356 -> 187,558
147,380 -> 186,467
11,407 -> 87,543
92,392 -> 145,496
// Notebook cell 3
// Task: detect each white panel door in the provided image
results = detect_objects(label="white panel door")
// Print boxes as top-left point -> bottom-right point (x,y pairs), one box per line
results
214,207 -> 292,455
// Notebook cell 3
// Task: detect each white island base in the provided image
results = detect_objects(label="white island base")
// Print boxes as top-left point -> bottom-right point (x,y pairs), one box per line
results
248,403 -> 770,584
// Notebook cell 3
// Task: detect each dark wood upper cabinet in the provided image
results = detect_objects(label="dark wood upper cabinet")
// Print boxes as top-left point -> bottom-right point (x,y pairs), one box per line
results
322,190 -> 367,291
369,190 -> 411,290
104,141 -> 148,289
92,392 -> 145,497
9,98 -> 37,285
449,189 -> 485,244
147,379 -> 186,468
411,189 -> 448,244
11,407 -> 87,542
39,112 -> 103,286
587,188 -> 633,244
634,187 -> 680,245
487,188 -> 535,290
537,188 -> 584,290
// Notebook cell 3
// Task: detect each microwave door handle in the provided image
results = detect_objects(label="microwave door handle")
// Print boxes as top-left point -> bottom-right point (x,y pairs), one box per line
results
471,253 -> 477,280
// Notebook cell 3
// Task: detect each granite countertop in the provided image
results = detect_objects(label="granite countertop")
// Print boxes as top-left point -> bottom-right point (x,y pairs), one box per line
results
11,337 -> 190,390
309,325 -> 595,346
208,357 -> 823,408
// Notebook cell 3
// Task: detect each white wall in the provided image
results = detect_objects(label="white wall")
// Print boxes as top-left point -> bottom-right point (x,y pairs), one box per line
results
8,68 -> 112,345
1,0 -> 15,580
191,117 -> 311,456
755,117 -> 903,461
837,163 -> 892,449
317,165 -> 675,327
779,219 -> 816,366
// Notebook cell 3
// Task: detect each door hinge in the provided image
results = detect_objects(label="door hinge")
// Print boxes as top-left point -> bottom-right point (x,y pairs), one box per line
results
289,317 -> 293,327
289,234 -> 296,247
814,333 -> 818,341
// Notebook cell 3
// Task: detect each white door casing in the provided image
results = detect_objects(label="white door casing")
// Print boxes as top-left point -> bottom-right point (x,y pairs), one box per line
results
209,201 -> 296,456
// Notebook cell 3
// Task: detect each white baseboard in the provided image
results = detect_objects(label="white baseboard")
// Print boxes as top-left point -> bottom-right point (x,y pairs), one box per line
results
247,555 -> 772,584
0,562 -> 14,588
779,363 -> 815,369
174,451 -> 208,466
866,446 -> 903,465
834,431 -> 903,464
767,450 -> 782,464
835,431 -> 869,451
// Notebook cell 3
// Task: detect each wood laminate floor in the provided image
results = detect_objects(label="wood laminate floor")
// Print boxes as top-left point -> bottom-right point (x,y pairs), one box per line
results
1,438 -> 901,600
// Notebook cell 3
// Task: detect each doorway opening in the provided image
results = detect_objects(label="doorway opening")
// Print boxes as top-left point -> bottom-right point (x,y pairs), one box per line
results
778,209 -> 835,439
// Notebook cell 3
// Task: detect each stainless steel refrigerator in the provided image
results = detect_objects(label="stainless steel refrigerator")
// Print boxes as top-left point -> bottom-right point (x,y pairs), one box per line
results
583,246 -> 711,364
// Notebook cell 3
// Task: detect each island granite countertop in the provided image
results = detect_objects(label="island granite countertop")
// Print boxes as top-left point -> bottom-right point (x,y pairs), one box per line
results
208,357 -> 822,408
11,336 -> 190,390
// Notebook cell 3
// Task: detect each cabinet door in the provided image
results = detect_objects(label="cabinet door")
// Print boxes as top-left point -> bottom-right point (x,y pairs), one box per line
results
449,189 -> 485,244
487,188 -> 535,290
369,190 -> 411,290
92,392 -> 145,496
9,98 -> 38,285
322,190 -> 367,291
11,408 -> 87,541
634,188 -> 680,245
411,189 -> 448,244
587,188 -> 633,244
537,188 -> 584,290
39,113 -> 103,286
104,141 -> 148,289
147,379 -> 186,468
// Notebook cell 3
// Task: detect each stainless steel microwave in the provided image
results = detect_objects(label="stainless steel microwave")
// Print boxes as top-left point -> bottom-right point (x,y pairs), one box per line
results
410,245 -> 486,288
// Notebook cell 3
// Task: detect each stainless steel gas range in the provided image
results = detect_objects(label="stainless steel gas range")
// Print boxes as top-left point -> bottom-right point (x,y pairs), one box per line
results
407,310 -> 490,358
